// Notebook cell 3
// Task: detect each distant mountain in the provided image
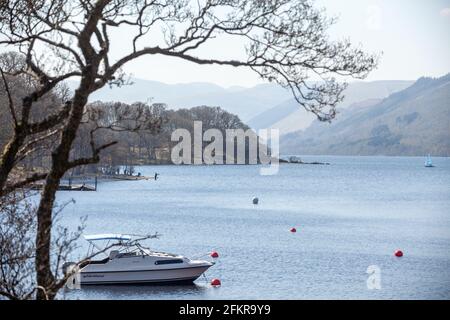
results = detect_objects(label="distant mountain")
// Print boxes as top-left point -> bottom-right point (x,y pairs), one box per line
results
280,74 -> 450,156
175,83 -> 291,121
68,78 -> 292,122
69,78 -> 415,128
248,80 -> 414,135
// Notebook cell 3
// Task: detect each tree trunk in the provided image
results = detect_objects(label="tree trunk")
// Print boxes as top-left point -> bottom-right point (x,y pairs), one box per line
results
34,72 -> 94,299
34,171 -> 59,299
0,130 -> 26,193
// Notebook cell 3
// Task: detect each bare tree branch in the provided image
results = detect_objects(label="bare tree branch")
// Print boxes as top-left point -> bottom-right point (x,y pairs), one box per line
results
0,67 -> 18,127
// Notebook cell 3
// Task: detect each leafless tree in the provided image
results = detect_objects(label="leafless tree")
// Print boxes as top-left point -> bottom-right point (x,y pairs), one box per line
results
0,191 -> 84,300
0,0 -> 377,299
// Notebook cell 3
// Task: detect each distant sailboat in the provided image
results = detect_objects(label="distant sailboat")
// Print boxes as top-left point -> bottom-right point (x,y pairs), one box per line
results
425,154 -> 434,168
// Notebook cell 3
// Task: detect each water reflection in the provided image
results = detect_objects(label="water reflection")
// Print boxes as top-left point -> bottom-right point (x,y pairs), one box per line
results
63,283 -> 209,300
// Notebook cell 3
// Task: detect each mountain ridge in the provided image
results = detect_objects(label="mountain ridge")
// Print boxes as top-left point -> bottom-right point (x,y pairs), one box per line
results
248,80 -> 414,135
68,78 -> 415,127
67,78 -> 292,122
280,74 -> 450,156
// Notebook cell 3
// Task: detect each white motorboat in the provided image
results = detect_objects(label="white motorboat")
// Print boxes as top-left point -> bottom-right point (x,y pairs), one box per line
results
63,233 -> 214,285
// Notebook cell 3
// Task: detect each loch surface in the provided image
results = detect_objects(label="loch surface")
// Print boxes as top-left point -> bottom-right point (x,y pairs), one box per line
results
59,156 -> 450,300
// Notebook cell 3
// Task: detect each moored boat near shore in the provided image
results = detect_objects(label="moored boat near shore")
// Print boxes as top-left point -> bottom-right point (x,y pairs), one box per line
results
63,234 -> 214,285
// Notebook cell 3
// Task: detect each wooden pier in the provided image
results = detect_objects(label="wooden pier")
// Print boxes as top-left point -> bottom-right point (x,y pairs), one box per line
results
30,183 -> 96,191
31,176 -> 97,191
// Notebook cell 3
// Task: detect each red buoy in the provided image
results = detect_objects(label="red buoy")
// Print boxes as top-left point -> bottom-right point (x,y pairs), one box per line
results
394,250 -> 403,257
290,227 -> 297,233
211,278 -> 221,286
210,251 -> 219,258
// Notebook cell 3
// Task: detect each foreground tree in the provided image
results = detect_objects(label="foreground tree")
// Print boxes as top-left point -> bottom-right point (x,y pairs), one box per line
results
0,0 -> 377,299
0,190 -> 86,299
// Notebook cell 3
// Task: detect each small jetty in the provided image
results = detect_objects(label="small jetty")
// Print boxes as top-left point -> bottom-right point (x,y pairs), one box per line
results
280,156 -> 330,165
97,166 -> 153,180
106,174 -> 151,181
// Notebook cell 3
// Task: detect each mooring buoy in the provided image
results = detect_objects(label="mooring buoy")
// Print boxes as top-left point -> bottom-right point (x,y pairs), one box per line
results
211,278 -> 221,286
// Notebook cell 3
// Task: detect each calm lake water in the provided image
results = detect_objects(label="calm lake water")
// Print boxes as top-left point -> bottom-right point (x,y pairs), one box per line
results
59,156 -> 450,300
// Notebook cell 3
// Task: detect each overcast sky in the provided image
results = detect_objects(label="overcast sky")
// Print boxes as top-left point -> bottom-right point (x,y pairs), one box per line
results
113,0 -> 450,87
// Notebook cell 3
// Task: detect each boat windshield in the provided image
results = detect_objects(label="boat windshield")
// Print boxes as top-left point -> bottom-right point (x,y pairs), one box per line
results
83,233 -> 160,258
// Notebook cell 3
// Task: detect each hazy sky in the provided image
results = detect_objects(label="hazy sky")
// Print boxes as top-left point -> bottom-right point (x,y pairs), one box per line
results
113,0 -> 450,87
318,0 -> 450,82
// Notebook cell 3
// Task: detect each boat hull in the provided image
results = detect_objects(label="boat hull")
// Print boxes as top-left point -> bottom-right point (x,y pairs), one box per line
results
79,265 -> 211,285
